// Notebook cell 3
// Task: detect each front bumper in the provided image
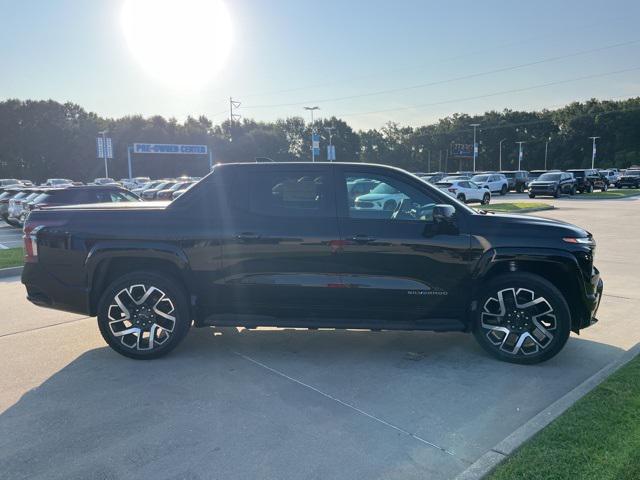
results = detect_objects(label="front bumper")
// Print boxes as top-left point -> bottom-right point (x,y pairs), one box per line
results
578,267 -> 603,329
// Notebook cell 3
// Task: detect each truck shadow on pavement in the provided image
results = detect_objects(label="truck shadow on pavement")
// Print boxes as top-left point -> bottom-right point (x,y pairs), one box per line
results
0,327 -> 625,480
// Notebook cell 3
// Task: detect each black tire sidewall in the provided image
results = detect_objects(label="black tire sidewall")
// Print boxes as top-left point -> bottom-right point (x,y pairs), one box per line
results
97,271 -> 191,360
472,273 -> 571,364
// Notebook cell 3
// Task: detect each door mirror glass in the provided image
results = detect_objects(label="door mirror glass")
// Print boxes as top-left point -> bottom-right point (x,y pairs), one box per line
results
433,204 -> 456,223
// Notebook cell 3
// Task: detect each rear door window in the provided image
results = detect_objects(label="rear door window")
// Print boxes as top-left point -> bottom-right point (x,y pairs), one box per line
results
247,170 -> 332,218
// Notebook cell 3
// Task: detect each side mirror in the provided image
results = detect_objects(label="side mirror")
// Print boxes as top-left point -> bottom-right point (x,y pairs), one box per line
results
433,204 -> 456,224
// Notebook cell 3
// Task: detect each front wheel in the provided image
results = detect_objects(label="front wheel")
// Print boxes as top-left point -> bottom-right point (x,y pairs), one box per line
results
457,193 -> 466,203
570,186 -> 576,196
500,184 -> 508,196
528,193 -> 536,198
97,271 -> 191,359
586,184 -> 593,193
481,193 -> 490,205
473,273 -> 571,364
553,187 -> 560,198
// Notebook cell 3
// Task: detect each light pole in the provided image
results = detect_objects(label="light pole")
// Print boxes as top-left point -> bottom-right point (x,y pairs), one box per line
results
304,106 -> 320,162
589,136 -> 600,169
470,123 -> 480,172
544,138 -> 550,170
499,138 -> 506,171
98,130 -> 109,177
516,141 -> 526,171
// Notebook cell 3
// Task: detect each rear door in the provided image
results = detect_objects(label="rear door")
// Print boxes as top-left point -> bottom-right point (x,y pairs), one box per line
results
218,165 -> 343,319
333,165 -> 471,322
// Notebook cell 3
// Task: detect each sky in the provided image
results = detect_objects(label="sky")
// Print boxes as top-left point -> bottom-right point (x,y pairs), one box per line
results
1,0 -> 639,130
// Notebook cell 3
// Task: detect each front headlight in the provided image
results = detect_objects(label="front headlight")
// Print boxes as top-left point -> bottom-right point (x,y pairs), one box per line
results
563,236 -> 596,246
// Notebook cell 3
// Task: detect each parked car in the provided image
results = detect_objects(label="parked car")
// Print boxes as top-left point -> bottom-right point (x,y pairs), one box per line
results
354,180 -> 408,211
528,172 -> 576,198
528,170 -> 548,182
41,178 -> 74,187
156,182 -> 194,200
22,162 -> 603,364
172,183 -> 196,199
0,179 -> 22,187
25,186 -> 141,215
92,177 -> 118,186
470,173 -> 509,195
141,181 -> 178,200
598,169 -> 619,186
567,169 -> 606,193
0,187 -> 24,221
131,181 -> 164,195
499,170 -> 529,192
616,169 -> 640,188
7,189 -> 47,227
436,179 -> 491,204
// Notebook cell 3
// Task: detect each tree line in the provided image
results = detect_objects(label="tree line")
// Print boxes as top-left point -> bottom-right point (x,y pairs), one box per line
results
0,97 -> 639,182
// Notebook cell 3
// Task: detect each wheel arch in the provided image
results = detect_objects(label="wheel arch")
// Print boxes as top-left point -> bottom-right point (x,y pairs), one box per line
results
472,248 -> 587,333
86,242 -> 192,316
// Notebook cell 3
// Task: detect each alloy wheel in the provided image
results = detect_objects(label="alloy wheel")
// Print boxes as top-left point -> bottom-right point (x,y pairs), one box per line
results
479,287 -> 556,356
107,284 -> 176,351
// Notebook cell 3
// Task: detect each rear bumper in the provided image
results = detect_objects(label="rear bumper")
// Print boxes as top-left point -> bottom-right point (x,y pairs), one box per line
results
22,262 -> 91,316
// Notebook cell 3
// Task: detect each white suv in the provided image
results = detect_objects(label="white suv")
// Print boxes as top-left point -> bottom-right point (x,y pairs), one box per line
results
470,173 -> 509,195
436,179 -> 491,204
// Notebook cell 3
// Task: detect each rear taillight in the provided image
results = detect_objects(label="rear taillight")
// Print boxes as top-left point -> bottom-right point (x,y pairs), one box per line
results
23,224 -> 44,262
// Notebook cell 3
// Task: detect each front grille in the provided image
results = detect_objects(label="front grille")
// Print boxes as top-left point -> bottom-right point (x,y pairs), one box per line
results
356,201 -> 374,208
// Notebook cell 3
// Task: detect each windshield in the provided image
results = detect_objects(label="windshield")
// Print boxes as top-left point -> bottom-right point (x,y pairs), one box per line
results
500,172 -> 516,178
569,170 -> 585,177
538,173 -> 562,181
471,175 -> 489,182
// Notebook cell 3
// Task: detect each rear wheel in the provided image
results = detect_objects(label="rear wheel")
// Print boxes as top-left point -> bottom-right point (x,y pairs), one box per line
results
553,187 -> 560,198
473,273 -> 571,364
97,271 -> 191,359
457,193 -> 466,203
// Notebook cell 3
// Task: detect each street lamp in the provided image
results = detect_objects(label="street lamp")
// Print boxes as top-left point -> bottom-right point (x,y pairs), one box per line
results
516,141 -> 526,171
470,124 -> 480,172
499,138 -> 506,171
589,136 -> 600,169
304,106 -> 320,162
544,138 -> 551,170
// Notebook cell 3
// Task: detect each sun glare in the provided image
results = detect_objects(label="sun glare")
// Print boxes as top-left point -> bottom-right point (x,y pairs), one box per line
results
121,0 -> 232,90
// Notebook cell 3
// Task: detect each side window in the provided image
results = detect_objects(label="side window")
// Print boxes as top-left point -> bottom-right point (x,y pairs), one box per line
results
248,171 -> 330,217
459,181 -> 471,189
344,172 -> 438,222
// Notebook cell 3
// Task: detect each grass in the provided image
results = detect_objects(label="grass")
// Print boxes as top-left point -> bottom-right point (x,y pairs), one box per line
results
489,354 -> 640,480
578,188 -> 640,199
0,248 -> 24,269
482,202 -> 553,213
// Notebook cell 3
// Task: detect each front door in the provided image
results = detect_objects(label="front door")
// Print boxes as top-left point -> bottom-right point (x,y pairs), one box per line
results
334,166 -> 472,323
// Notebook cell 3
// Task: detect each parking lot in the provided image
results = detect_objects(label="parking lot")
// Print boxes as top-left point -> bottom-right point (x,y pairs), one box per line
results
0,195 -> 638,480
0,222 -> 22,249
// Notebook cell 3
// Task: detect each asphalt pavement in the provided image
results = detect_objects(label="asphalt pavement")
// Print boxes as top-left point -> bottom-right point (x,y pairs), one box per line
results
0,196 -> 638,480
0,222 -> 22,249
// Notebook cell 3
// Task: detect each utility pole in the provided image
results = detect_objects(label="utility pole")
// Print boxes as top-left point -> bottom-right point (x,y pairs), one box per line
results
589,136 -> 600,169
499,138 -> 506,171
439,150 -> 442,171
544,138 -> 550,170
516,141 -> 526,171
304,106 -> 320,162
229,97 -> 241,134
470,123 -> 480,172
427,150 -> 431,172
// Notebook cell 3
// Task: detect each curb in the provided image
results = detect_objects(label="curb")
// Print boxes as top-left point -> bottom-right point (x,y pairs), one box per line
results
0,266 -> 23,279
455,341 -> 640,480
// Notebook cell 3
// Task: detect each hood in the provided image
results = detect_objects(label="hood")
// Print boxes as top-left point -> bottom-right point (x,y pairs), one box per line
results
471,211 -> 588,239
529,180 -> 558,186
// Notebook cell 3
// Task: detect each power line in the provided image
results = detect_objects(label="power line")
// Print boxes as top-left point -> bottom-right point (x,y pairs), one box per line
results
242,39 -> 640,110
338,66 -> 640,118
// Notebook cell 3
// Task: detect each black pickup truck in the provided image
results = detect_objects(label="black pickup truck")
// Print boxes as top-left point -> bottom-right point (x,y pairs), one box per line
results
22,163 -> 603,364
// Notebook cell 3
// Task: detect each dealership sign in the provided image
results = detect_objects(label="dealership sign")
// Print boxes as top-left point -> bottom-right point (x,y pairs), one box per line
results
133,143 -> 208,155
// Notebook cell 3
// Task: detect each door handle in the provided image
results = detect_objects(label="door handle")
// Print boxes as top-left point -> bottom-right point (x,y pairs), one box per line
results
350,234 -> 376,244
236,232 -> 261,241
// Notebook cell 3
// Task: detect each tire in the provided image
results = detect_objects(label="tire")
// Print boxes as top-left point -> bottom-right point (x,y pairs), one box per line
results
472,273 -> 571,364
97,271 -> 191,359
457,193 -> 466,203
516,184 -> 523,193
570,186 -> 576,196
553,187 -> 560,198
481,193 -> 490,205
586,184 -> 593,193
528,193 -> 536,198
500,184 -> 508,196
